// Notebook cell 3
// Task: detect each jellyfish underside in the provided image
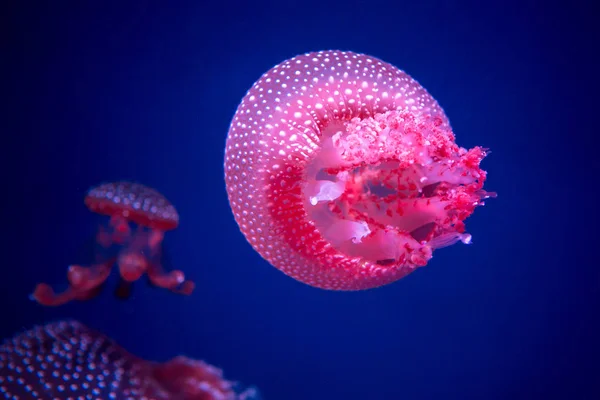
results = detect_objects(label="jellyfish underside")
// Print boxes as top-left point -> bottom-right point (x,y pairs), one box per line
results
33,215 -> 193,306
304,111 -> 490,267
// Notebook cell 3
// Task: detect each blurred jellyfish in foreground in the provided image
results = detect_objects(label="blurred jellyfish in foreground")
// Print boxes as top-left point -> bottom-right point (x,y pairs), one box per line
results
0,320 -> 260,399
32,181 -> 195,306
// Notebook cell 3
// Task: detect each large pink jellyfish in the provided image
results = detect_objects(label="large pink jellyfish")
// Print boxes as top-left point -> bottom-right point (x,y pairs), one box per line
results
32,181 -> 195,306
0,320 -> 259,399
224,50 -> 495,290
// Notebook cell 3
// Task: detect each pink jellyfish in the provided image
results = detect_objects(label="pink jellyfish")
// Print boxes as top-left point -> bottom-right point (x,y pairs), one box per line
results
224,50 -> 495,290
0,320 -> 259,399
32,181 -> 195,306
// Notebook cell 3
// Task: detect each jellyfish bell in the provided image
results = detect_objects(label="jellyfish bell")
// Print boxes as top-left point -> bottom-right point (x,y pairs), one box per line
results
31,181 -> 195,306
224,50 -> 495,290
85,181 -> 180,233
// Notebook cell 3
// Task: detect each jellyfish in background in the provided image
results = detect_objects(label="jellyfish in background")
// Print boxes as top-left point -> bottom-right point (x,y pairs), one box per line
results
224,50 -> 495,290
0,320 -> 260,399
32,181 -> 195,306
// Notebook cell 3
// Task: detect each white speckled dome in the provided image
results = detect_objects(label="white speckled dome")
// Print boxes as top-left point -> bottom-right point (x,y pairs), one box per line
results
224,50 -> 491,290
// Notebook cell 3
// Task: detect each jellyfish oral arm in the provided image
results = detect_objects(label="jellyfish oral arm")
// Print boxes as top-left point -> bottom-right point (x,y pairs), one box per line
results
302,110 -> 493,265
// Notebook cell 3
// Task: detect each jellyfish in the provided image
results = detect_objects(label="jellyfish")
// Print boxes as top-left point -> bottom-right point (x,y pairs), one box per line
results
32,181 -> 195,306
224,50 -> 495,290
0,320 -> 260,399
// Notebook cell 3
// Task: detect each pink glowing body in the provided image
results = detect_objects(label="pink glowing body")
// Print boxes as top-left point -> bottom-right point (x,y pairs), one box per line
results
225,50 -> 494,290
32,182 -> 195,306
0,320 -> 258,399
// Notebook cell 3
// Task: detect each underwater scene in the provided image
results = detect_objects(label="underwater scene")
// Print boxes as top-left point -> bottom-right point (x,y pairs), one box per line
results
3,1 -> 597,399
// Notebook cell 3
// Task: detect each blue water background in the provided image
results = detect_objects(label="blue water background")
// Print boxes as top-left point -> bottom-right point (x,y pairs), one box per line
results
4,1 -> 597,399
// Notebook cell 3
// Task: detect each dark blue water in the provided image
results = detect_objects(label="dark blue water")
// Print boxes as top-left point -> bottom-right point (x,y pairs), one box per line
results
4,1 -> 597,399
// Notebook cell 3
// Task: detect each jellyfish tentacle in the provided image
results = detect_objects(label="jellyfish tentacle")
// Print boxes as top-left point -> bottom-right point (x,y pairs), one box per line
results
145,260 -> 195,295
176,280 -> 195,295
109,215 -> 131,244
73,284 -> 105,301
30,284 -> 77,306
32,259 -> 113,307
148,229 -> 164,252
117,252 -> 148,282
67,257 -> 115,290
147,262 -> 185,289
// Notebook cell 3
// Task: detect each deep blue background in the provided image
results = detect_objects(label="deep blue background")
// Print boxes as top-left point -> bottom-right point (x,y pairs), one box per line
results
4,1 -> 598,399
